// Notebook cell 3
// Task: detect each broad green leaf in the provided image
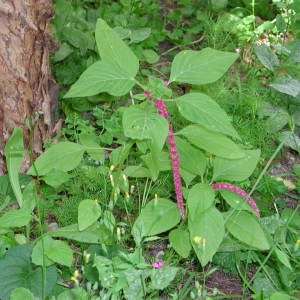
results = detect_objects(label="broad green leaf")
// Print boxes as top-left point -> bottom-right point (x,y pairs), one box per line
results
212,149 -> 261,181
169,48 -> 238,85
279,131 -> 300,153
123,269 -> 149,300
130,28 -> 151,43
274,248 -> 292,270
0,244 -> 57,300
151,266 -> 178,290
78,199 -> 102,231
57,287 -> 89,300
270,292 -> 291,300
48,223 -> 101,243
226,211 -> 271,250
27,142 -> 85,176
254,45 -> 279,71
270,78 -> 300,97
187,183 -> 215,220
124,165 -> 151,178
61,27 -> 94,54
123,106 -> 169,152
219,190 -> 254,213
180,169 -> 197,186
141,151 -> 170,180
0,209 -> 32,228
132,198 -> 180,238
95,19 -> 139,76
169,228 -> 191,258
10,287 -> 34,300
4,128 -> 24,207
176,93 -> 240,140
32,236 -> 73,267
42,169 -> 70,187
64,61 -> 135,98
175,137 -> 206,176
22,181 -> 38,213
178,125 -> 245,159
79,133 -> 104,163
143,49 -> 160,64
189,206 -> 224,266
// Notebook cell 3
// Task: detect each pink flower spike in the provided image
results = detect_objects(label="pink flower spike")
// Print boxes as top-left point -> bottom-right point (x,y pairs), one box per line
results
144,90 -> 152,99
153,98 -> 185,219
152,260 -> 164,269
210,182 -> 260,217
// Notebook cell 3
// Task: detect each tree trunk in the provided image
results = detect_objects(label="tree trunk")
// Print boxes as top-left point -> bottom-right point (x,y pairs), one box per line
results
0,0 -> 56,175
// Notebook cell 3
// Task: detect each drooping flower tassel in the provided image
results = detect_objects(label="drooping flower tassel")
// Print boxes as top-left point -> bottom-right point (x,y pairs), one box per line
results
154,98 -> 185,219
210,183 -> 260,216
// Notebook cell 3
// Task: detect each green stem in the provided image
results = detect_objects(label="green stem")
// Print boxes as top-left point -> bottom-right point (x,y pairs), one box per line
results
248,141 -> 284,198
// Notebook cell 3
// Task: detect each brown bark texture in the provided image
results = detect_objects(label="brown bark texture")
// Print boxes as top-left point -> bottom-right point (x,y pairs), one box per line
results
0,0 -> 55,175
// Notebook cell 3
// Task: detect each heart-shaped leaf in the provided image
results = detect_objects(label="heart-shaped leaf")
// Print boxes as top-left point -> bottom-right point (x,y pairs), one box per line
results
176,93 -> 240,140
226,211 -> 271,250
169,48 -> 238,85
178,125 -> 245,159
27,142 -> 85,176
0,244 -> 57,300
132,198 -> 180,239
78,199 -> 102,231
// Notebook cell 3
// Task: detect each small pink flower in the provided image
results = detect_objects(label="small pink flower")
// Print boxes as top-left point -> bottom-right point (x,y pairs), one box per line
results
144,90 -> 152,99
210,183 -> 260,216
163,80 -> 169,87
152,260 -> 164,268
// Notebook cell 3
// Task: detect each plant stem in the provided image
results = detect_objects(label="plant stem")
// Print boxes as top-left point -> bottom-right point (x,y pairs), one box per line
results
248,141 -> 284,198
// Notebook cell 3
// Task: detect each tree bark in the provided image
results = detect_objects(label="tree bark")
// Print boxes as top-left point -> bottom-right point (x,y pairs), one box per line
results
0,0 -> 55,175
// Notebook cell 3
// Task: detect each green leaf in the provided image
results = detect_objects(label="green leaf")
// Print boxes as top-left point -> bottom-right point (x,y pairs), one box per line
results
270,292 -> 291,300
78,199 -> 102,231
27,142 -> 85,176
32,236 -> 73,267
270,78 -> 300,97
189,207 -> 224,266
142,49 -> 160,64
0,209 -> 32,228
178,125 -> 245,159
130,28 -> 151,43
254,45 -> 279,71
95,19 -> 139,76
141,151 -> 170,180
48,223 -> 101,243
212,149 -> 261,181
226,211 -> 271,250
0,244 -> 57,300
279,131 -> 300,153
151,266 -> 178,290
79,133 -> 104,163
42,169 -> 70,187
64,61 -> 135,98
169,228 -> 191,258
132,198 -> 180,238
176,93 -> 240,140
57,287 -> 89,300
124,165 -> 151,178
175,137 -> 206,176
10,287 -> 34,300
61,27 -> 94,54
219,190 -> 255,213
274,248 -> 292,270
123,106 -> 169,152
169,48 -> 238,85
187,183 -> 215,220
4,128 -> 24,207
